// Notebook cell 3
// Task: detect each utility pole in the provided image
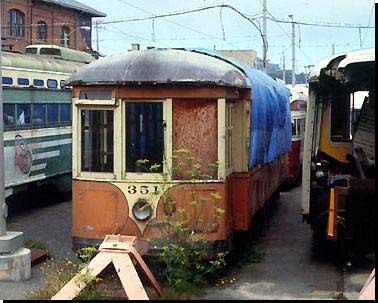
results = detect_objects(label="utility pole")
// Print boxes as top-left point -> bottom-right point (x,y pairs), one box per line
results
95,21 -> 99,54
262,0 -> 268,73
282,51 -> 286,83
0,3 -> 31,282
332,43 -> 335,55
289,14 -> 296,86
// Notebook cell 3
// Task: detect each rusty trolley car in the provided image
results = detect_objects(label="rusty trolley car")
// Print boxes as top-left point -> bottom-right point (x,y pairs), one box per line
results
302,48 -> 375,257
67,48 -> 292,250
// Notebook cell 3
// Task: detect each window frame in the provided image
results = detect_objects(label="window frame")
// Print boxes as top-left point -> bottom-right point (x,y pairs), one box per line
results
60,26 -> 70,46
74,98 -> 119,180
36,21 -> 47,42
8,9 -> 25,38
122,99 -> 172,182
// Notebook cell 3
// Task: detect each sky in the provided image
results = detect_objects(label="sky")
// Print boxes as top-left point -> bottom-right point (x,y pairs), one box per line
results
84,0 -> 375,73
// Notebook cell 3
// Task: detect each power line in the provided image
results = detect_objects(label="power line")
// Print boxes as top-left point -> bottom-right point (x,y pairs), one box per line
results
362,2 -> 375,46
98,4 -> 265,50
266,16 -> 374,29
115,1 -> 240,48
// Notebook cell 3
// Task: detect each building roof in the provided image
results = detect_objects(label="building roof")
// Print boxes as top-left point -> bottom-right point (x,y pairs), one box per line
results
39,0 -> 106,17
67,48 -> 251,88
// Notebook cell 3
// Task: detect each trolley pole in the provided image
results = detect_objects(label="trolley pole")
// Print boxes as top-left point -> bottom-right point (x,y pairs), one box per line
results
0,3 -> 30,281
289,14 -> 296,86
262,0 -> 268,73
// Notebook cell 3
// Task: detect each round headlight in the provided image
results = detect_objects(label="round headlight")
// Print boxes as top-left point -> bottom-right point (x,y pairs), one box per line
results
132,199 -> 153,221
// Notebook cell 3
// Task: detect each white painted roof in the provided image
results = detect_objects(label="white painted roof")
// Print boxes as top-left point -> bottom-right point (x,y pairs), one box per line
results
309,48 -> 375,80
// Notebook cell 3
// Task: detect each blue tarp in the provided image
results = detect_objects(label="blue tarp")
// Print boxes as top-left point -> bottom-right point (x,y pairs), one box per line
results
187,48 -> 292,169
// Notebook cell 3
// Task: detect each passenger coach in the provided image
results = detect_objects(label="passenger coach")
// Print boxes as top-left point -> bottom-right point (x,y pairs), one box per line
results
67,48 -> 292,250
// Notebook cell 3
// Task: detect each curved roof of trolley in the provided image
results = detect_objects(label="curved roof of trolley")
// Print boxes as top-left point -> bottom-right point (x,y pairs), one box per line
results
67,48 -> 252,88
2,51 -> 86,74
309,48 -> 375,81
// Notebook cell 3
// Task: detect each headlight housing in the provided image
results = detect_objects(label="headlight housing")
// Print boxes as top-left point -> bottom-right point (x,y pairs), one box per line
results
132,199 -> 153,221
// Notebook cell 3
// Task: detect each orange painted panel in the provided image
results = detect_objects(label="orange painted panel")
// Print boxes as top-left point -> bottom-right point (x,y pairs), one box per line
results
72,180 -> 130,239
229,172 -> 250,230
172,99 -> 218,180
144,182 -> 230,242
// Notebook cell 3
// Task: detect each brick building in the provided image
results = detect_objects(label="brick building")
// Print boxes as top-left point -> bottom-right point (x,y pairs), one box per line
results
1,0 -> 106,53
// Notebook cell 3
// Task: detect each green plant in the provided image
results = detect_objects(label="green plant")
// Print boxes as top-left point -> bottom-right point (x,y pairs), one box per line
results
24,238 -> 48,250
27,246 -> 113,300
136,149 -> 228,299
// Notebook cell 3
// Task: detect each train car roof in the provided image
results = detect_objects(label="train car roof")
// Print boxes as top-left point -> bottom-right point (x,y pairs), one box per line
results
2,51 -> 86,74
309,48 -> 375,81
26,45 -> 95,64
67,48 -> 252,88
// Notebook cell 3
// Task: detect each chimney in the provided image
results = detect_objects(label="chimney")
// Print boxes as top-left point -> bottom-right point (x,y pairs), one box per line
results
131,43 -> 140,51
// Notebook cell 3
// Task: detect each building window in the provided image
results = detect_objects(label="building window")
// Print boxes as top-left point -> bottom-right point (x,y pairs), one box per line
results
8,9 -> 25,38
81,110 -> 114,173
60,26 -> 70,47
36,21 -> 47,42
125,102 -> 164,173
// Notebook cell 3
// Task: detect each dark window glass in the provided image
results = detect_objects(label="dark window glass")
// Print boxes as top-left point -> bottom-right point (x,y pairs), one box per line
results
40,48 -> 61,56
291,121 -> 296,136
2,77 -> 13,85
8,9 -> 24,38
16,104 -> 31,125
47,104 -> 59,123
60,80 -> 66,88
60,26 -> 70,47
79,91 -> 112,100
60,104 -> 71,122
32,104 -> 46,125
25,47 -> 37,54
126,102 -> 163,173
3,104 -> 16,127
47,79 -> 58,88
81,110 -> 114,173
36,21 -> 47,41
331,95 -> 351,142
17,78 -> 29,86
33,79 -> 44,87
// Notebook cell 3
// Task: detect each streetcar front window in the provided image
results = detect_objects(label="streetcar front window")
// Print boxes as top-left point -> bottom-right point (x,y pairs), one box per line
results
81,110 -> 114,173
126,102 -> 164,173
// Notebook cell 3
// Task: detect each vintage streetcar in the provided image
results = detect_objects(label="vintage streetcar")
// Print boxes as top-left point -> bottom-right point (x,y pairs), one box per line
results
67,48 -> 292,251
287,90 -> 307,184
2,45 -> 91,198
301,48 -> 375,258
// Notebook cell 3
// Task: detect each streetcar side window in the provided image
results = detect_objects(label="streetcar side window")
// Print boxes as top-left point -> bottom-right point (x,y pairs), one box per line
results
81,110 -> 114,173
2,77 -> 13,85
47,79 -> 58,89
17,78 -> 29,86
60,104 -> 71,123
47,104 -> 59,124
16,104 -> 31,125
291,121 -> 297,136
32,104 -> 46,125
33,79 -> 44,87
3,104 -> 16,127
125,102 -> 164,173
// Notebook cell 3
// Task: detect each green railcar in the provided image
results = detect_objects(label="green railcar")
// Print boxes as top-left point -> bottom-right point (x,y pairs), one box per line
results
2,47 -> 88,198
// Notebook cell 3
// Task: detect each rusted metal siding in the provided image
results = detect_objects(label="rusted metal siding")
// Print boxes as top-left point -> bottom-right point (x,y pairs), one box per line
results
172,99 -> 218,180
